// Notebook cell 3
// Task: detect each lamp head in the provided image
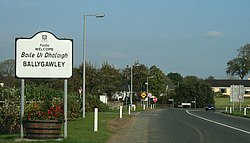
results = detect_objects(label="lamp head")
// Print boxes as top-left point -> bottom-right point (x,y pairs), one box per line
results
95,13 -> 105,18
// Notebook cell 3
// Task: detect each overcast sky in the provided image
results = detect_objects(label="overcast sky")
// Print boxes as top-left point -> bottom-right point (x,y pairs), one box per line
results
1,0 -> 250,79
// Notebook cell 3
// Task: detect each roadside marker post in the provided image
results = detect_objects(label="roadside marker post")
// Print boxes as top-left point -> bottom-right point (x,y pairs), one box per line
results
120,106 -> 123,118
94,108 -> 98,132
128,106 -> 131,115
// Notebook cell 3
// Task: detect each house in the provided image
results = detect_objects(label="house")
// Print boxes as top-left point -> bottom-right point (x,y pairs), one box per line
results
206,79 -> 250,97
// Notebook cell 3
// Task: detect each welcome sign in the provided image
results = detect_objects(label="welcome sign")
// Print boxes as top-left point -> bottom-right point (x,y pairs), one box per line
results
15,31 -> 73,78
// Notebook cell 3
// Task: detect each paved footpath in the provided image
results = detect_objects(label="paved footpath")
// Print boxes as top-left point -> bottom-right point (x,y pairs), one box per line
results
107,109 -> 162,143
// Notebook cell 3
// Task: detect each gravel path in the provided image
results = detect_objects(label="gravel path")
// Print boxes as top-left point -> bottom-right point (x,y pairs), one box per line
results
107,109 -> 163,143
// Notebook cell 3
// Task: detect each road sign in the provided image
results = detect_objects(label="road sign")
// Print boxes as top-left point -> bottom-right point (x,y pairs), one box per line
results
168,98 -> 174,101
15,31 -> 73,78
148,93 -> 152,98
238,94 -> 243,100
141,92 -> 147,98
230,85 -> 244,102
153,97 -> 158,103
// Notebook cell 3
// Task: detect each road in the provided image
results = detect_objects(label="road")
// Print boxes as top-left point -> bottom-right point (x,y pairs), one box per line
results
108,108 -> 250,143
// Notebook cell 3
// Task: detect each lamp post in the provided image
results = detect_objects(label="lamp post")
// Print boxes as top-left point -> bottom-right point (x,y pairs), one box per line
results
130,66 -> 133,109
126,65 -> 133,109
146,77 -> 149,108
83,13 -> 105,118
146,76 -> 153,108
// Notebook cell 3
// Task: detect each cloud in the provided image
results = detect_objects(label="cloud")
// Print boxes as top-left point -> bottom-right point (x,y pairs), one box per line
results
204,31 -> 223,38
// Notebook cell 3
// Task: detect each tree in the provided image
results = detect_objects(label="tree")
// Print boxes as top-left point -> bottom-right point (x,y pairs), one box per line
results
226,57 -> 247,79
0,59 -> 15,77
85,62 -> 99,95
149,65 -> 169,97
97,62 -> 122,98
131,63 -> 149,94
167,72 -> 183,85
0,59 -> 18,87
175,76 -> 214,108
226,44 -> 250,79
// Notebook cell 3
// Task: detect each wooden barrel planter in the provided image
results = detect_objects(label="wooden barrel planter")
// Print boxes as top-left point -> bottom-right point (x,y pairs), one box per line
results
24,120 -> 62,139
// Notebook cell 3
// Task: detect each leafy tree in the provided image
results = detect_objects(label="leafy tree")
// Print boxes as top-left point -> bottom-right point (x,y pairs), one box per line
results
226,44 -> 250,79
175,76 -> 214,108
79,62 -> 100,95
0,59 -> 15,77
0,59 -> 18,87
226,57 -> 246,79
206,76 -> 215,80
149,65 -> 169,97
68,67 -> 82,94
97,62 -> 122,98
167,72 -> 183,85
131,63 -> 149,95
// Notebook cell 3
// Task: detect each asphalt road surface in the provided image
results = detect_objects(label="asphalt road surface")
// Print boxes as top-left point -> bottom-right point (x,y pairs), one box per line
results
108,108 -> 250,143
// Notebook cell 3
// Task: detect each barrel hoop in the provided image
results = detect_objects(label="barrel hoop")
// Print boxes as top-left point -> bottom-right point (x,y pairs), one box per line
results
25,127 -> 61,130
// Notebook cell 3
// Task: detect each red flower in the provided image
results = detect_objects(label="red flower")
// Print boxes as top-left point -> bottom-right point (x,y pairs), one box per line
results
48,110 -> 52,115
25,101 -> 64,122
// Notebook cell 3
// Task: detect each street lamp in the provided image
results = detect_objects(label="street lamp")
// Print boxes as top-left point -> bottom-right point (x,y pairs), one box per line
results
146,76 -> 153,108
127,64 -> 139,110
126,65 -> 133,109
83,13 -> 105,118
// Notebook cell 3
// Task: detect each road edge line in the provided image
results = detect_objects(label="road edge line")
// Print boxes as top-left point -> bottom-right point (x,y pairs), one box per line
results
186,110 -> 250,135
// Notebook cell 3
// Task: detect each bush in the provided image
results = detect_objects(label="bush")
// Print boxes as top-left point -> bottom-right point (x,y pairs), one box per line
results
25,83 -> 63,100
0,102 -> 20,133
86,94 -> 110,112
214,91 -> 229,98
67,93 -> 81,119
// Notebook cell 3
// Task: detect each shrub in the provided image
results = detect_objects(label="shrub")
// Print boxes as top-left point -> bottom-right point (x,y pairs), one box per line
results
0,102 -> 20,133
67,93 -> 81,119
86,94 -> 110,112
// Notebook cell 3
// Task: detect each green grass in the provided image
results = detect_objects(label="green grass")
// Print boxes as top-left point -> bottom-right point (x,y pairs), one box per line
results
215,97 -> 250,118
214,97 -> 250,110
223,110 -> 250,118
0,112 -> 131,143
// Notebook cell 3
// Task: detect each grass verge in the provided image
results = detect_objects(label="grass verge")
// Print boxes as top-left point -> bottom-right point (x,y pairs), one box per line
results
0,112 -> 132,143
214,97 -> 250,110
222,110 -> 250,118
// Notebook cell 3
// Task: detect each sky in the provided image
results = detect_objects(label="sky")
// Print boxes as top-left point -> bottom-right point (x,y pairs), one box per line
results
1,0 -> 250,79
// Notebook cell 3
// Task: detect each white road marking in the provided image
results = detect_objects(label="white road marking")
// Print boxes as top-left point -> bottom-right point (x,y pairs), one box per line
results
186,110 -> 250,135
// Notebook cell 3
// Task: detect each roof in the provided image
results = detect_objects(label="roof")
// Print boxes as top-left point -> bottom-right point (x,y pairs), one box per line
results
205,79 -> 250,87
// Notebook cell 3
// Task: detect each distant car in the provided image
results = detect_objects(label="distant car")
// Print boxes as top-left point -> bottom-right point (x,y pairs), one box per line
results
205,104 -> 215,111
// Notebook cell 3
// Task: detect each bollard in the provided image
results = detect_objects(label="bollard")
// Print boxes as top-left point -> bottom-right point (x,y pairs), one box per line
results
128,106 -> 131,115
244,108 -> 247,116
94,108 -> 98,132
143,104 -> 145,110
229,107 -> 232,113
120,106 -> 122,119
151,104 -> 152,109
226,107 -> 228,112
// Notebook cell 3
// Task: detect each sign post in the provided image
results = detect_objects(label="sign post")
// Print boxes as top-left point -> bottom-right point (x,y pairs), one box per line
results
141,92 -> 147,110
15,31 -> 73,139
230,84 -> 244,111
153,97 -> 158,108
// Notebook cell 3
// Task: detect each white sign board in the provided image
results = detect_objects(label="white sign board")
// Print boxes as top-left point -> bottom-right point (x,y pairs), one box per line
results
230,85 -> 244,102
100,95 -> 108,104
15,31 -> 73,78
